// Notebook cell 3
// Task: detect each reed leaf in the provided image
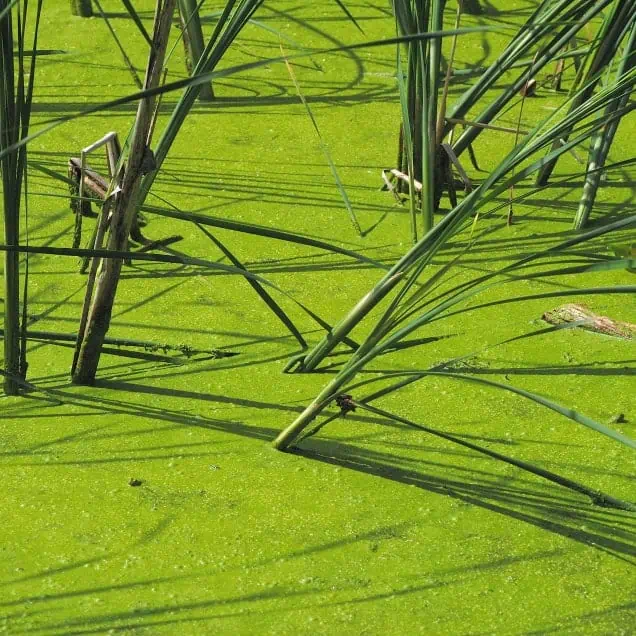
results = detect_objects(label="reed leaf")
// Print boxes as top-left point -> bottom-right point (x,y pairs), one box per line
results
142,203 -> 387,269
280,42 -> 361,235
350,399 -> 635,510
120,0 -> 155,49
196,224 -> 307,348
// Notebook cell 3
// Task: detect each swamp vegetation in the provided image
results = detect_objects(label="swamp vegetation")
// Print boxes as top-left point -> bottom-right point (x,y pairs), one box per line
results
1,0 -> 635,633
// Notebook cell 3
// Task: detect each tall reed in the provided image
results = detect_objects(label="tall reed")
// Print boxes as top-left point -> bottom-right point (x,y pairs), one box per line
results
1,0 -> 42,394
178,0 -> 214,100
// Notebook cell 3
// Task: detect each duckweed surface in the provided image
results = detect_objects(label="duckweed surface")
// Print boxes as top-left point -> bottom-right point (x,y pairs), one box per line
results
1,1 -> 635,634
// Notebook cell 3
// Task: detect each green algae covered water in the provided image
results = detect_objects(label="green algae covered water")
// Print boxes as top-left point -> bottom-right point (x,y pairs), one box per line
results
1,1 -> 635,634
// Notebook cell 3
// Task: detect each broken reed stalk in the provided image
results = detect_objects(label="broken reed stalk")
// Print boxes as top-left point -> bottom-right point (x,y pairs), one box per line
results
70,0 -> 93,17
72,0 -> 177,385
178,0 -> 214,101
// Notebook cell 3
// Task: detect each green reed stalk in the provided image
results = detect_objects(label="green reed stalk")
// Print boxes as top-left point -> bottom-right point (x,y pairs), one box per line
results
1,0 -> 41,394
179,0 -> 214,100
574,20 -> 636,229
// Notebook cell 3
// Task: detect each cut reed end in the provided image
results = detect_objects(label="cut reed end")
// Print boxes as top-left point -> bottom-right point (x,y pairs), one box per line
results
70,0 -> 93,17
519,78 -> 537,97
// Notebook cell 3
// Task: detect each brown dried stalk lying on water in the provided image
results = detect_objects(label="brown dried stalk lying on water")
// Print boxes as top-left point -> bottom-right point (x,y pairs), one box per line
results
543,303 -> 635,339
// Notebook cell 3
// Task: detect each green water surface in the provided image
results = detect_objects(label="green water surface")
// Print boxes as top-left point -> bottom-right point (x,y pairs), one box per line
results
1,1 -> 635,634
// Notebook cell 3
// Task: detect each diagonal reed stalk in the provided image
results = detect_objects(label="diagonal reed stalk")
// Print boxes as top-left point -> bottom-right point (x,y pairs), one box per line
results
70,0 -> 270,383
72,0 -> 177,385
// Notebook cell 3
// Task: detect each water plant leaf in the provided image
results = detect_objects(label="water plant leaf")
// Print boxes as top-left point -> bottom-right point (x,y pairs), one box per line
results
120,0 -> 155,49
196,224 -> 307,348
349,399 -> 636,510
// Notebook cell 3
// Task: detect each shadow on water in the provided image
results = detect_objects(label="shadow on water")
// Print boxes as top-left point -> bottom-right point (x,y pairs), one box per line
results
0,548 -> 575,634
3,427 -> 634,633
5,376 -> 635,552
2,374 -> 634,633
292,440 -> 636,558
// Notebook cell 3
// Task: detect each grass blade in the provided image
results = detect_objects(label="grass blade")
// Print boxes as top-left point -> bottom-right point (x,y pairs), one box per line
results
196,224 -> 307,348
350,399 -> 635,510
120,0 -> 155,49
280,42 -> 362,235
